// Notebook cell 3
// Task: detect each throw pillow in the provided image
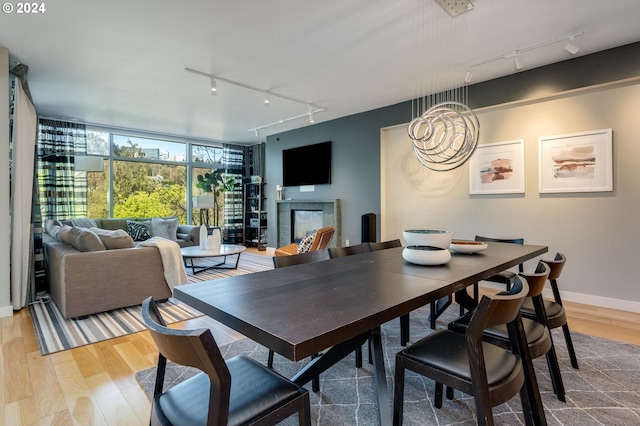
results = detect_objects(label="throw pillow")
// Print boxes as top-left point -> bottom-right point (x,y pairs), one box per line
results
90,227 -> 135,250
70,217 -> 98,228
297,232 -> 316,254
150,217 -> 179,240
56,224 -> 74,244
126,220 -> 151,241
66,227 -> 106,252
44,219 -> 62,239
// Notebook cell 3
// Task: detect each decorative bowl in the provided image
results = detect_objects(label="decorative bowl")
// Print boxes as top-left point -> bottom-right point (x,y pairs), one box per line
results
402,245 -> 452,266
449,240 -> 488,254
403,230 -> 453,249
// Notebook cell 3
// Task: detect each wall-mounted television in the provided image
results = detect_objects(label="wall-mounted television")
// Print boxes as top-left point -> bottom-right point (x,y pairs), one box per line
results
282,141 -> 331,186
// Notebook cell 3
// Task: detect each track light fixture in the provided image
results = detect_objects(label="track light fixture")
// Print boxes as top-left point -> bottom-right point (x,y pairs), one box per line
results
210,77 -> 217,95
185,67 -> 326,136
464,68 -> 473,84
564,36 -> 580,55
463,31 -> 583,84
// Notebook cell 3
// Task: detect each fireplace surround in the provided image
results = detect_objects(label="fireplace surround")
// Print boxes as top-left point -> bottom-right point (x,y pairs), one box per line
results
277,199 -> 340,248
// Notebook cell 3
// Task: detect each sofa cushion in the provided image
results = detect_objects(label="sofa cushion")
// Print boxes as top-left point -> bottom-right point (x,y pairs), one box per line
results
90,227 -> 136,250
96,218 -> 130,231
150,217 -> 179,240
56,224 -> 74,244
66,227 -> 106,252
297,233 -> 316,254
126,220 -> 151,241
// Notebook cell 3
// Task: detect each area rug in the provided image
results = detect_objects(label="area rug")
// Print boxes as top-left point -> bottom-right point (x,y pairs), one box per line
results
30,251 -> 273,355
136,304 -> 640,425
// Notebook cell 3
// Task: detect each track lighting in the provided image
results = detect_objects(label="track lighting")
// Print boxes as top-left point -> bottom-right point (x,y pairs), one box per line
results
185,67 -> 326,133
210,77 -> 217,95
254,129 -> 259,137
564,36 -> 580,55
463,31 -> 583,84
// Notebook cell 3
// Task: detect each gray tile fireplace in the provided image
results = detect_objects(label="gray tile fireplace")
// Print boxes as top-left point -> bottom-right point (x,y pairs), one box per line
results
276,199 -> 341,248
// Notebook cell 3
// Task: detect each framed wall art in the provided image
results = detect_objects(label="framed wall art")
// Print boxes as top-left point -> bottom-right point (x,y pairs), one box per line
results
538,128 -> 613,193
469,139 -> 525,195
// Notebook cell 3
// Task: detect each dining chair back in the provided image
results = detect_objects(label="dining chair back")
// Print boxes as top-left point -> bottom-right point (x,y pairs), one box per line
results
368,239 -> 402,251
328,242 -> 371,258
142,297 -> 311,426
519,252 -> 579,369
448,262 -> 566,401
393,279 -> 537,426
274,226 -> 335,256
273,249 -> 329,268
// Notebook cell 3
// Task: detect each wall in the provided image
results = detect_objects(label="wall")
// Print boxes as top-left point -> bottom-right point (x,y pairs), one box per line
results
382,80 -> 640,311
265,42 -> 640,311
0,46 -> 11,317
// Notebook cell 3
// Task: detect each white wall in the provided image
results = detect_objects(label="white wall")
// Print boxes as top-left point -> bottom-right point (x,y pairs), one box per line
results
381,79 -> 640,312
0,46 -> 12,317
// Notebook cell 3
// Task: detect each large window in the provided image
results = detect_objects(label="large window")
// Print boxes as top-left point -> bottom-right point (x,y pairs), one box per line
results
83,129 -> 244,227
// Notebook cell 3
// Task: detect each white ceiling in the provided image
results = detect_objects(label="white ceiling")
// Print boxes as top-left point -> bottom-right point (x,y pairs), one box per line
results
2,0 -> 640,144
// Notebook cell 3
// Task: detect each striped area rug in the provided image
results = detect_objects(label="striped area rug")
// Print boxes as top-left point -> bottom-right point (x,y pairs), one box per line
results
30,251 -> 273,355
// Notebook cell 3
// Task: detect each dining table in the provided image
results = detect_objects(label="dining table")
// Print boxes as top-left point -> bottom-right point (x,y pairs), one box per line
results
174,241 -> 548,425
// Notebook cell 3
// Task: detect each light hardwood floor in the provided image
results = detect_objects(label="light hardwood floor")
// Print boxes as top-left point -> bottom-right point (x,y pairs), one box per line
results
3,251 -> 639,424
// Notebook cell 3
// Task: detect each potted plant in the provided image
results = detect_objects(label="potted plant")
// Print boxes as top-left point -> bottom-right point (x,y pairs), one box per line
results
195,170 -> 235,226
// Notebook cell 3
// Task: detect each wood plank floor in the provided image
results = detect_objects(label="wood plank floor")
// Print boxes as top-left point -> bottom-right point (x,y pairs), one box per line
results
3,250 -> 639,424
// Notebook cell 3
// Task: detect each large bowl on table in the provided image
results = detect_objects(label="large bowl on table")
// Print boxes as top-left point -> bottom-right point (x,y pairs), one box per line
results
403,230 -> 453,249
402,245 -> 451,266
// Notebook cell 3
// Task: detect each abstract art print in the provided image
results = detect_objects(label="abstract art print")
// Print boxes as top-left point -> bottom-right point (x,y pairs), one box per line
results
469,139 -> 525,194
538,128 -> 613,193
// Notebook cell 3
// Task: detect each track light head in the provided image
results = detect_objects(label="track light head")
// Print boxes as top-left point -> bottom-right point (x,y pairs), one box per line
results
308,105 -> 315,123
264,92 -> 270,106
564,37 -> 580,55
254,129 -> 259,137
464,69 -> 473,84
515,52 -> 524,70
210,78 -> 217,95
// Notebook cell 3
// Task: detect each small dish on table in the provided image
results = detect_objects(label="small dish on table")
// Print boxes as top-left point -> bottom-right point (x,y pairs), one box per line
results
449,240 -> 488,254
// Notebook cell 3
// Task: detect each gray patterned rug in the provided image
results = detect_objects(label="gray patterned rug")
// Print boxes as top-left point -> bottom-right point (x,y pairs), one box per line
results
135,304 -> 640,425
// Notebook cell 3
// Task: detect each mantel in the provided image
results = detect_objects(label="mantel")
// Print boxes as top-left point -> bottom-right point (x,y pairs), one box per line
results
276,199 -> 341,248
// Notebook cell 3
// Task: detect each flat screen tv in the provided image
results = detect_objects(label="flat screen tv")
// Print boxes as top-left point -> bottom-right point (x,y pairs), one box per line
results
282,141 -> 331,186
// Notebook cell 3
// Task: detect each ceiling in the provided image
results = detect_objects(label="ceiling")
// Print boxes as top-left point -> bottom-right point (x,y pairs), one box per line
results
2,0 -> 640,144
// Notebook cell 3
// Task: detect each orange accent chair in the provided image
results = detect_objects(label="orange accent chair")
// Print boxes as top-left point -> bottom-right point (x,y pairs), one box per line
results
275,226 -> 335,256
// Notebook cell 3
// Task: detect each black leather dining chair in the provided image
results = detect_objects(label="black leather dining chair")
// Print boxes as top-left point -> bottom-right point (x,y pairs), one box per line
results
448,262 -> 566,402
393,280 -> 537,425
368,238 -> 402,251
519,252 -> 579,369
328,242 -> 372,258
141,297 -> 311,426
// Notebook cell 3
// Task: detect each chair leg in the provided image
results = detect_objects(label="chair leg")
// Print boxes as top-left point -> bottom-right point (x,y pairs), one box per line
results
268,349 -> 274,368
562,323 -> 579,369
434,382 -> 444,408
429,296 -> 452,329
545,344 -> 566,402
298,393 -> 312,426
393,362 -> 405,426
445,386 -> 454,400
355,346 -> 363,368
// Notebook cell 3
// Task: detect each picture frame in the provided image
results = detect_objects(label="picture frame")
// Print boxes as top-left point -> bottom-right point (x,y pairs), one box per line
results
538,128 -> 613,193
469,139 -> 525,194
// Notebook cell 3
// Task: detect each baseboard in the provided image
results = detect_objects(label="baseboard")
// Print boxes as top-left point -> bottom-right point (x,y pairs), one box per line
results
479,282 -> 640,314
0,304 -> 13,318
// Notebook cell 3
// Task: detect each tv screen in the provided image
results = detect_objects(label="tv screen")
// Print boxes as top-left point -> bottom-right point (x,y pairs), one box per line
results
282,141 -> 331,186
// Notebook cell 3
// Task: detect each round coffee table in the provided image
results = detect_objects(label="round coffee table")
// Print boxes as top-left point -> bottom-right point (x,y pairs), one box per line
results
181,244 -> 247,275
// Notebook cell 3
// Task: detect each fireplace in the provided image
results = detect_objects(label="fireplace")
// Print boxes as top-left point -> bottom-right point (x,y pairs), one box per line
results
277,199 -> 341,248
292,210 -> 323,243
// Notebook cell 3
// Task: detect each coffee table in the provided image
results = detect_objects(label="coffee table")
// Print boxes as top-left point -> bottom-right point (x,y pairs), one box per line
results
180,244 -> 247,274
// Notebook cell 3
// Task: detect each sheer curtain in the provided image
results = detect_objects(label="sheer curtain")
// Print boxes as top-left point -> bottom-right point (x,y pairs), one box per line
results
37,119 -> 88,220
9,65 -> 39,308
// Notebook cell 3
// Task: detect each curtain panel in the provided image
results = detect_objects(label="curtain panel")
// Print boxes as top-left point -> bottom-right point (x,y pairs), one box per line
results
37,119 -> 88,220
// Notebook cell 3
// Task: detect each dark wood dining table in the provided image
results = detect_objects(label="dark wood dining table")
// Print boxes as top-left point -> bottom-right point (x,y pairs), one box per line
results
174,241 -> 548,425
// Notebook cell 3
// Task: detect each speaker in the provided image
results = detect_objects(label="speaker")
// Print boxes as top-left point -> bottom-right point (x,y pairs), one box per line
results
361,213 -> 376,243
